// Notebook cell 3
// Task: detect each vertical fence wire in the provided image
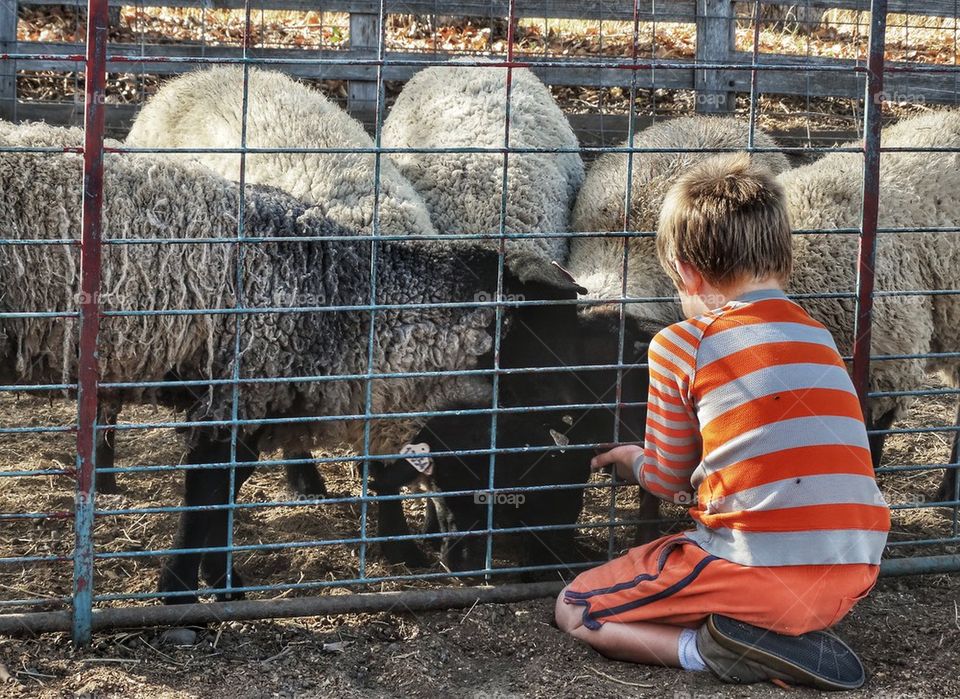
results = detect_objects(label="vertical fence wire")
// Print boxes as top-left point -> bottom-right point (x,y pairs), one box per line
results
606,0 -> 645,562
358,0 -> 388,581
72,0 -> 109,645
747,0 -> 763,150
484,0 -> 518,580
224,1 -> 256,601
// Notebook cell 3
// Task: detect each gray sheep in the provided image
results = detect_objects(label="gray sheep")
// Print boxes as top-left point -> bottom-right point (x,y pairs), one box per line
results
125,66 -> 439,495
0,121 -> 584,601
561,116 -> 791,544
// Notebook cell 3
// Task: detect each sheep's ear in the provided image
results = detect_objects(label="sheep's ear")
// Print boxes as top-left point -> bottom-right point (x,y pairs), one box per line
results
542,260 -> 587,295
550,261 -> 587,291
512,259 -> 587,298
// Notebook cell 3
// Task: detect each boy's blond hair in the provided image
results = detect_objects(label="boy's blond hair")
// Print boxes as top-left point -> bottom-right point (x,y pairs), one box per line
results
656,152 -> 792,289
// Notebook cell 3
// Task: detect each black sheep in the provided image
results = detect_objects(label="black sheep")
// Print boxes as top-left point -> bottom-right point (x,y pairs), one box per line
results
370,310 -> 658,577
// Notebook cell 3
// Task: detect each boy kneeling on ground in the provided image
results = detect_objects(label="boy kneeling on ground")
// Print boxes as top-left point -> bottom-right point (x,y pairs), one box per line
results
555,153 -> 891,690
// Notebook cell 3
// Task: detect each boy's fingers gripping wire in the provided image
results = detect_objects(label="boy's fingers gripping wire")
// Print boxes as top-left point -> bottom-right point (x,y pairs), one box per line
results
590,444 -> 643,483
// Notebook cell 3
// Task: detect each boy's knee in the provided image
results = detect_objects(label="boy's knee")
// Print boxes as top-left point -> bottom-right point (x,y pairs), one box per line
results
554,586 -> 583,634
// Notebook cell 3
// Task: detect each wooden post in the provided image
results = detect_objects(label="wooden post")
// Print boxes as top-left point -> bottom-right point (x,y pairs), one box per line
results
695,0 -> 735,113
347,12 -> 379,118
0,0 -> 16,122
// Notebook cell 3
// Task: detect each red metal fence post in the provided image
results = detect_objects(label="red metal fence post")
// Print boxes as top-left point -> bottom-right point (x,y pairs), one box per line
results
852,0 -> 888,418
72,0 -> 109,646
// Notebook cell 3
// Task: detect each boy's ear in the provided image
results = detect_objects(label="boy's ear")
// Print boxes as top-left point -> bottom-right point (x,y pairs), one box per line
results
674,260 -> 702,295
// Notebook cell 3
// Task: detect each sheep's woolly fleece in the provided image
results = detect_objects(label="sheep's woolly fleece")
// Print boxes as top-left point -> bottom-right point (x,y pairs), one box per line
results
567,115 -> 791,325
0,122 -> 501,456
780,110 -> 960,425
126,66 -> 437,239
382,63 -> 584,281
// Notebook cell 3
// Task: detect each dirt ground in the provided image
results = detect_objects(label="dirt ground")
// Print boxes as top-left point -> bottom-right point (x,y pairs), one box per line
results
0,572 -> 957,698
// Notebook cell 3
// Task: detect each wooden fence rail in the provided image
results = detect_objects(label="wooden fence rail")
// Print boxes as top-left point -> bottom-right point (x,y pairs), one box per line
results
1,1 -> 959,135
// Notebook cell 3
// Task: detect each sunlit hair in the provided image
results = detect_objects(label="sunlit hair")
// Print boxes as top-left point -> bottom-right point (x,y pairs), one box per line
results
656,152 -> 793,289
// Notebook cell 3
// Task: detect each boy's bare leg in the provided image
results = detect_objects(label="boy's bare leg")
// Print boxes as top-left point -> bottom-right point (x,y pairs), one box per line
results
555,588 -> 683,666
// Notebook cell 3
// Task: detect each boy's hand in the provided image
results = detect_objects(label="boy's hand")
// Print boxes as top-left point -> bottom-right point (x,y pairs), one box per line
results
591,445 -> 643,484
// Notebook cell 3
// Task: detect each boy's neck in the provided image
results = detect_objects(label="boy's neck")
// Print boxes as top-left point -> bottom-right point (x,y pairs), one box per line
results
700,277 -> 784,310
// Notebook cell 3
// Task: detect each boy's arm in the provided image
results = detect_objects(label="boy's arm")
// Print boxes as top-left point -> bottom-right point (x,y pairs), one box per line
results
636,328 -> 702,504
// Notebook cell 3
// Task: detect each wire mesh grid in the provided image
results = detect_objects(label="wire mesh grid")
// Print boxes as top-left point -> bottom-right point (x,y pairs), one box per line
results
0,0 -> 958,644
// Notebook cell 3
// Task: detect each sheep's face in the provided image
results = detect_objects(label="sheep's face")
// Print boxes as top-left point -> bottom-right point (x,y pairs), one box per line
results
570,311 -> 656,446
395,411 -> 589,574
494,298 -> 655,447
498,293 -> 583,409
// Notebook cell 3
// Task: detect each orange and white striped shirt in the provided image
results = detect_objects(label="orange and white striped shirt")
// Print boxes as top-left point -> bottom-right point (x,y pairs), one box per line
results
635,288 -> 890,567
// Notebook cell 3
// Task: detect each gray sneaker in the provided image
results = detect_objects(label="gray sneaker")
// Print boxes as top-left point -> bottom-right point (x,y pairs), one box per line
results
696,614 -> 866,690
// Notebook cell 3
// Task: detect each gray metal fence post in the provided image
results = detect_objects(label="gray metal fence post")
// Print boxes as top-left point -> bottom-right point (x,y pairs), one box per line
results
695,0 -> 735,113
348,11 -> 380,117
0,0 -> 16,122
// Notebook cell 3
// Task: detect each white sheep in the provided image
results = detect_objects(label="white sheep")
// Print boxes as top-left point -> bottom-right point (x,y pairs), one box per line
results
381,62 -> 585,281
0,121 -> 587,599
567,115 -> 791,325
781,110 -> 960,500
126,66 -> 437,238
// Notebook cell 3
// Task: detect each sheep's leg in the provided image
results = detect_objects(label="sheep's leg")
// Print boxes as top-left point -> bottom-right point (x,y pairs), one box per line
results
159,434 -> 255,604
95,402 -> 121,494
518,486 -> 587,580
369,461 -> 428,567
423,497 -> 443,549
374,492 -> 430,568
440,495 -> 484,574
867,407 -> 898,469
521,523 -> 577,581
522,527 -> 580,581
283,449 -> 327,498
935,401 -> 960,504
633,491 -> 662,546
198,440 -> 257,602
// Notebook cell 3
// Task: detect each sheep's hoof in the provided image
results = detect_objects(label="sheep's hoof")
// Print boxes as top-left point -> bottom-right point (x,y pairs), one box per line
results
285,463 -> 327,499
935,472 -> 958,505
215,588 -> 247,603
380,541 -> 430,569
633,522 -> 661,546
158,567 -> 200,606
96,473 -> 122,495
200,562 -> 247,602
160,589 -> 200,606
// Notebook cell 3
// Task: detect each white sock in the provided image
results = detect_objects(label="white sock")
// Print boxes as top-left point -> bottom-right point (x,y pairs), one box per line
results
677,627 -> 708,672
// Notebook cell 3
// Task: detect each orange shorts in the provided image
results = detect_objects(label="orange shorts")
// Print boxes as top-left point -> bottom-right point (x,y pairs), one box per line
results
564,533 -> 879,636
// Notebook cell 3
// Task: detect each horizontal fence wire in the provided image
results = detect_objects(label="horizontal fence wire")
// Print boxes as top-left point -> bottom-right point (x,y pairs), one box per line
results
0,0 -> 957,643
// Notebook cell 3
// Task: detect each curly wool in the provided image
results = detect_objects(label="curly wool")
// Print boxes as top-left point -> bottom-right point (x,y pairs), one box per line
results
126,66 -> 437,239
781,110 -> 960,426
0,122 -> 504,457
381,63 -> 585,281
566,115 -> 790,324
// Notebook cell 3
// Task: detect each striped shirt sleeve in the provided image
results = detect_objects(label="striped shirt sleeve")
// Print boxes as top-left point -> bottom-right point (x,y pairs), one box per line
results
634,322 -> 703,503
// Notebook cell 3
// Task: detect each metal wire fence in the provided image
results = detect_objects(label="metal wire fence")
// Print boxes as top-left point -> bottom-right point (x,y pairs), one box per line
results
0,0 -> 958,645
